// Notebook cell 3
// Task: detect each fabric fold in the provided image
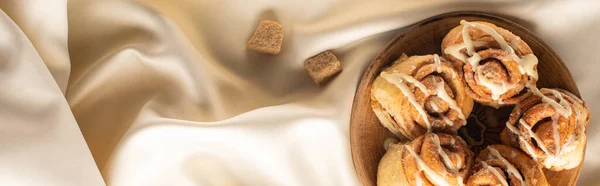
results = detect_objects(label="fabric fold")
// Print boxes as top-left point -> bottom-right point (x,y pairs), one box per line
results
0,4 -> 105,186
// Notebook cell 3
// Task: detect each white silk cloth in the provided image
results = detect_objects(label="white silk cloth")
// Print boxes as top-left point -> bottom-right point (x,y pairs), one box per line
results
1,0 -> 599,185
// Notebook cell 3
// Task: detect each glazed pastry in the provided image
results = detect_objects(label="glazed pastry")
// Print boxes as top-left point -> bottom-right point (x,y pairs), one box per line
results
442,20 -> 538,107
378,133 -> 473,186
500,88 -> 589,171
371,54 -> 474,139
466,145 -> 549,186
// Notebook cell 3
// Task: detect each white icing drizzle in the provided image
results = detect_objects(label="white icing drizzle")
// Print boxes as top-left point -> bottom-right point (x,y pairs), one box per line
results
521,54 -> 539,80
529,87 -> 575,163
444,44 -> 469,62
560,134 -> 579,156
550,90 -> 573,117
435,81 -> 467,125
443,41 -> 489,62
431,134 -> 456,171
460,20 -> 511,98
505,121 -> 538,161
521,135 -> 539,161
379,52 -> 473,132
450,20 -> 580,169
381,71 -> 432,132
441,115 -> 453,126
475,66 -> 516,100
519,119 -> 569,167
431,134 -> 464,186
530,87 -> 572,117
506,85 -> 580,169
507,37 -> 539,79
461,21 -> 477,58
450,138 -> 463,167
430,101 -> 453,125
480,161 -> 509,186
382,70 -> 470,131
445,20 -> 540,101
488,147 -> 526,186
415,171 -> 424,186
405,145 -> 452,186
401,74 -> 430,94
430,101 -> 440,111
461,20 -> 514,55
551,114 -> 561,157
519,119 -> 552,156
433,54 -> 443,73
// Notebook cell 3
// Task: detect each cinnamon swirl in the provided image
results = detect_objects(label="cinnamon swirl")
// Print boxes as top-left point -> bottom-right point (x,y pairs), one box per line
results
500,88 -> 589,171
466,145 -> 549,186
371,54 -> 474,139
442,20 -> 538,107
378,133 -> 473,186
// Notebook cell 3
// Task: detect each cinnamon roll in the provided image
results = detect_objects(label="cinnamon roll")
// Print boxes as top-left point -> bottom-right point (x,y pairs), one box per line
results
371,54 -> 474,139
378,133 -> 473,186
466,145 -> 549,186
500,88 -> 589,171
442,20 -> 538,107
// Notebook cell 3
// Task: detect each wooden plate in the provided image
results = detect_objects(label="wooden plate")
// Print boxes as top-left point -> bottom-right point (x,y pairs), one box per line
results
349,11 -> 583,186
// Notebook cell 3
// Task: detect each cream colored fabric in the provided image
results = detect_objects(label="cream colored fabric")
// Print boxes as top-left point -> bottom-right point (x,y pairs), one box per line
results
2,0 -> 600,185
0,0 -> 104,185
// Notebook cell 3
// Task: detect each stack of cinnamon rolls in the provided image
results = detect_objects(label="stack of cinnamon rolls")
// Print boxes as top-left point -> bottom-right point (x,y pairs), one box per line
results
372,20 -> 590,186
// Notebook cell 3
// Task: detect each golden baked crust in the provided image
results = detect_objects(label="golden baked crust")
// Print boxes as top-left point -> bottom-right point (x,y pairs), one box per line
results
501,88 -> 589,171
371,54 -> 473,139
378,133 -> 473,186
467,145 -> 549,186
441,21 -> 536,107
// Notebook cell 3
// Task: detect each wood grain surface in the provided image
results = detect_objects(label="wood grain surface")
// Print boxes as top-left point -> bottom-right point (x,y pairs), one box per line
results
349,11 -> 583,186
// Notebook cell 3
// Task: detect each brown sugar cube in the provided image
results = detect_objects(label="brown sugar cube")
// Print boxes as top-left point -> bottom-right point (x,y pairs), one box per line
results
304,51 -> 342,86
247,20 -> 284,55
